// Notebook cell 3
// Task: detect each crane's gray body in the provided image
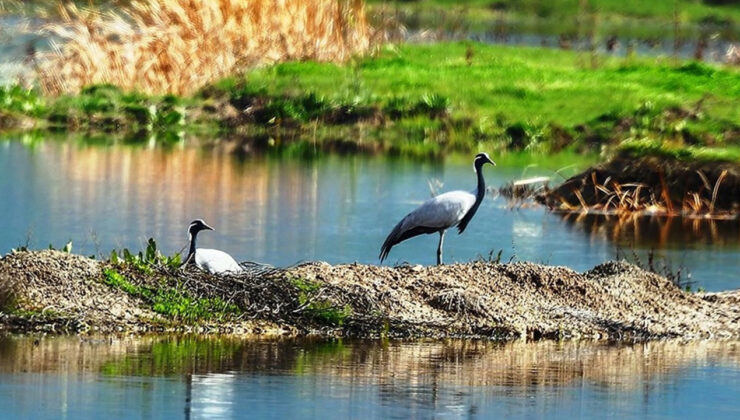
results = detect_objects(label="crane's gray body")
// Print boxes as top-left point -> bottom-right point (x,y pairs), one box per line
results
400,190 -> 477,231
193,248 -> 242,274
379,153 -> 495,264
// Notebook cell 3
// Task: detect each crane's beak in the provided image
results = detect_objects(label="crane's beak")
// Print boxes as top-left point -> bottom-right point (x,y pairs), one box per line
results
203,222 -> 214,231
488,157 -> 496,166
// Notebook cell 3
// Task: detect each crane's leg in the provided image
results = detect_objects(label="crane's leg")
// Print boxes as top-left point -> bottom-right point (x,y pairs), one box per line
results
437,230 -> 445,265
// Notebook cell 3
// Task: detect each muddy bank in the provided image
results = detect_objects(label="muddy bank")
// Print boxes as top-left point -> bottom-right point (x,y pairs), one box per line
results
537,154 -> 740,216
1,250 -> 739,340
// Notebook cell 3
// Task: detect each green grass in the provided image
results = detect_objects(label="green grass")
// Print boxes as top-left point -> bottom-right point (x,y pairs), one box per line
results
292,277 -> 352,326
241,43 -> 738,125
619,137 -> 740,162
388,0 -> 740,22
9,0 -> 739,26
232,43 -> 738,158
2,42 -> 738,160
0,85 -> 45,116
368,0 -> 740,39
102,267 -> 239,323
0,84 -> 189,143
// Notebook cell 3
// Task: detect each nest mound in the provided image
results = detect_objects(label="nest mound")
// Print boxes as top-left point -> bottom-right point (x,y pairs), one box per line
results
0,250 -> 157,332
289,260 -> 740,339
1,251 -> 739,340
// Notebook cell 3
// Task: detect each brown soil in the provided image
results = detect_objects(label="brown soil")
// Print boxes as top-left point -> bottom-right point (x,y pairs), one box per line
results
538,154 -> 740,215
1,250 -> 739,340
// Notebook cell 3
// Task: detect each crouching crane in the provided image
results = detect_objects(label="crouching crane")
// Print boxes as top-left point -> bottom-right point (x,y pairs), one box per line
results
183,219 -> 242,274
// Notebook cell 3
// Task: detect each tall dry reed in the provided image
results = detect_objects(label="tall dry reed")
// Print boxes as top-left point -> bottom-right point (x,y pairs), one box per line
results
37,0 -> 371,95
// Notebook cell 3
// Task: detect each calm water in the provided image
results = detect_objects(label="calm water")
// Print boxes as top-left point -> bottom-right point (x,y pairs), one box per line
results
3,139 -> 740,417
0,335 -> 739,419
2,138 -> 740,291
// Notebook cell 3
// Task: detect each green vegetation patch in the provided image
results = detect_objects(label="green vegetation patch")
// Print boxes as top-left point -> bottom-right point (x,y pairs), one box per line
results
109,238 -> 182,274
102,267 -> 239,322
1,43 -> 737,160
619,138 -> 740,163
368,0 -> 740,40
292,277 -> 352,326
101,239 -> 238,323
0,85 -> 45,117
231,43 -> 738,159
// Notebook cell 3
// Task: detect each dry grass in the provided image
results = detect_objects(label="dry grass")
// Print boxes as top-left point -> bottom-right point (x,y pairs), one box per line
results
543,169 -> 736,219
37,0 -> 371,95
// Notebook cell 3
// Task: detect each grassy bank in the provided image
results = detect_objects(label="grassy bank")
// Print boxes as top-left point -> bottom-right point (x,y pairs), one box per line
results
370,0 -> 740,24
2,43 -> 738,159
369,0 -> 740,41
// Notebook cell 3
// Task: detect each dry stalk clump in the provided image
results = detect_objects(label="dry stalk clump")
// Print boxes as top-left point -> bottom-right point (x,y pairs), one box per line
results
37,0 -> 371,95
536,156 -> 740,219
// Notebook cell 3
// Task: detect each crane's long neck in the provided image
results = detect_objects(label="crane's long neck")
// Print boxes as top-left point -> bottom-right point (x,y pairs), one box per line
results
184,230 -> 198,265
456,162 -> 487,233
474,162 -> 486,204
467,163 -> 486,216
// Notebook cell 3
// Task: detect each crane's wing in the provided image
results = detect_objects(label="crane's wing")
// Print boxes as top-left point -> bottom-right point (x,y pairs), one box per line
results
379,191 -> 475,262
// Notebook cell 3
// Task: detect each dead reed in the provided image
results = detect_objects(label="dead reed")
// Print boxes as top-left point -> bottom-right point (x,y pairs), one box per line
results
541,169 -> 736,219
37,0 -> 371,95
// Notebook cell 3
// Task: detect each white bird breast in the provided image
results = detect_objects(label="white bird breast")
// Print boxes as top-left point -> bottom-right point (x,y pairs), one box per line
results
195,248 -> 242,274
402,190 -> 477,230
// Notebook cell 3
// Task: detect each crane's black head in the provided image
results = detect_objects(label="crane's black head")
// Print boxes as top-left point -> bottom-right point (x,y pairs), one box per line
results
188,219 -> 214,238
473,152 -> 496,170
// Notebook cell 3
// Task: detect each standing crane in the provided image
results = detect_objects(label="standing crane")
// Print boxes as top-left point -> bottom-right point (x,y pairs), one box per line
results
379,152 -> 496,265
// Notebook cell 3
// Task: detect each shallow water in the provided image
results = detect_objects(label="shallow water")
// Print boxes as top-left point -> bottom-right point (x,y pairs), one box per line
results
0,335 -> 739,419
2,139 -> 740,291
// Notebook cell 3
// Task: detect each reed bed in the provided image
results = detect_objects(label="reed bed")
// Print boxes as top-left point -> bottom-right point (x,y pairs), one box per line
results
37,0 -> 371,95
540,169 -> 738,219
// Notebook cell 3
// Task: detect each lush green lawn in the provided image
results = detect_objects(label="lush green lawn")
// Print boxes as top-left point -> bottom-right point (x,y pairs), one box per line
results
371,0 -> 740,21
369,0 -> 740,34
239,42 -> 739,128
2,42 -> 738,159
368,0 -> 740,44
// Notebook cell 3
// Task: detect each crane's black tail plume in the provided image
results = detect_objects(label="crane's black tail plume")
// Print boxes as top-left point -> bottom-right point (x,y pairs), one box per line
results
379,219 -> 405,263
379,218 -> 439,263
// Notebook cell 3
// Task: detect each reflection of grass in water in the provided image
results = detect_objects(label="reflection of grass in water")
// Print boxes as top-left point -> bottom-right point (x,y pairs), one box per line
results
100,336 -> 244,377
90,337 -> 740,391
293,339 -> 351,376
99,336 -> 352,377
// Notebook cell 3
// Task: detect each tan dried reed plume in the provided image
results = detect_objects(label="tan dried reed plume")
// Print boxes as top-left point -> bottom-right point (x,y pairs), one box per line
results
37,0 -> 371,95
